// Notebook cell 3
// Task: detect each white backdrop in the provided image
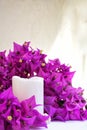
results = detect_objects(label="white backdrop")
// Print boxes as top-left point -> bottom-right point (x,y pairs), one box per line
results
0,0 -> 87,96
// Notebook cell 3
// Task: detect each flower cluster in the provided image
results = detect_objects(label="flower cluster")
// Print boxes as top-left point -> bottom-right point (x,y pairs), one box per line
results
0,42 -> 49,130
0,87 -> 48,130
0,42 -> 87,129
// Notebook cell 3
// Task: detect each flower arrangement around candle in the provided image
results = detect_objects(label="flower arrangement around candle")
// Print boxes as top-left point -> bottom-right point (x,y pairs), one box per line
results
0,41 -> 87,130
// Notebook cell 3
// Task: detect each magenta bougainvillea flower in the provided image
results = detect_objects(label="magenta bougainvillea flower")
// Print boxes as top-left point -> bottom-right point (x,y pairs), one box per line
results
0,87 -> 48,130
0,41 -> 87,129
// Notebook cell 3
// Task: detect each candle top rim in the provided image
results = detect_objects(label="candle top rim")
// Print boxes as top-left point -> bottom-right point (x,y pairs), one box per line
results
12,76 -> 44,81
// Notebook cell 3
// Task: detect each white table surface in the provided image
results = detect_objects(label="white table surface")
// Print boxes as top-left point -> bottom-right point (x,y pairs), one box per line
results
30,120 -> 87,130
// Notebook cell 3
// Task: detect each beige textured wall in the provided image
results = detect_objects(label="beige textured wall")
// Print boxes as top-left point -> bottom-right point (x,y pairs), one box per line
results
0,0 -> 64,53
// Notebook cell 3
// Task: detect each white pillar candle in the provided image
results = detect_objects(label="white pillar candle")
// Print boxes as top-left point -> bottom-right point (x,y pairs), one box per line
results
12,76 -> 44,114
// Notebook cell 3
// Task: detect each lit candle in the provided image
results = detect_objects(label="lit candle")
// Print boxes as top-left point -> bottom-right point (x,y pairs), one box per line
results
12,76 -> 44,114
